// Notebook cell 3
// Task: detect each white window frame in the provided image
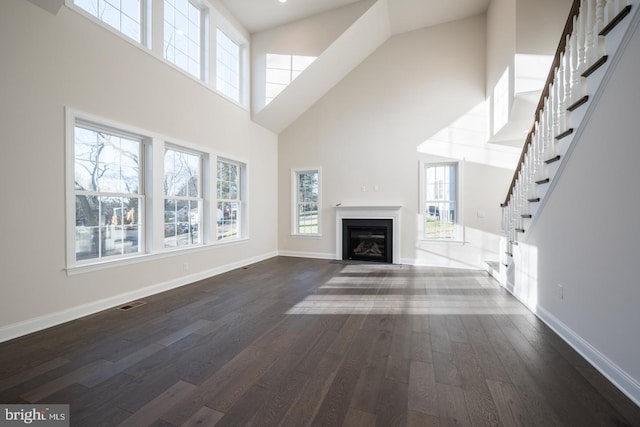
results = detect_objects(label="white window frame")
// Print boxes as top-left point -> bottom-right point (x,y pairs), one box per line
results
216,157 -> 247,241
215,28 -> 240,103
65,108 -> 248,274
66,112 -> 150,267
67,0 -> 151,47
291,167 -> 322,237
418,160 -> 464,242
265,54 -> 316,105
163,0 -> 209,81
66,0 -> 252,110
163,145 -> 204,250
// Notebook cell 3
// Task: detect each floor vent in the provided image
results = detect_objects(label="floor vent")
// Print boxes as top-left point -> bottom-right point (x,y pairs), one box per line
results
117,301 -> 146,311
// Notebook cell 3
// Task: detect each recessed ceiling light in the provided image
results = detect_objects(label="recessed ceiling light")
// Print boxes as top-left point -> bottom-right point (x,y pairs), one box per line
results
279,0 -> 287,3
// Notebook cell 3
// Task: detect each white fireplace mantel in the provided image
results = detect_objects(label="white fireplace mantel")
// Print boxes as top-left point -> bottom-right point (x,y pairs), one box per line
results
335,205 -> 402,264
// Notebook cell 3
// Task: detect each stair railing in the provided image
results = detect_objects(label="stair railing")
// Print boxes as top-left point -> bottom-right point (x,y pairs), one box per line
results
500,0 -> 633,266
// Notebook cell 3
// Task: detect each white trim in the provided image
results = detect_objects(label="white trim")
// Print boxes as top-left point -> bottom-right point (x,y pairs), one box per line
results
66,107 -> 252,270
0,251 -> 278,344
291,167 -> 322,237
66,237 -> 250,276
65,0 -> 150,47
536,306 -> 640,407
335,205 -> 402,264
497,277 -> 640,408
278,251 -> 335,260
418,159 -> 464,242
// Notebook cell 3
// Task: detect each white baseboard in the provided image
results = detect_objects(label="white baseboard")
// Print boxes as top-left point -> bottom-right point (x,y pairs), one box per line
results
535,306 -> 640,407
278,250 -> 336,260
0,251 -> 278,344
501,285 -> 640,408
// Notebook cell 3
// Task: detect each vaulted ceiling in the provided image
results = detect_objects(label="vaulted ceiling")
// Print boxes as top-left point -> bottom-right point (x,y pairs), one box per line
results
219,0 -> 491,34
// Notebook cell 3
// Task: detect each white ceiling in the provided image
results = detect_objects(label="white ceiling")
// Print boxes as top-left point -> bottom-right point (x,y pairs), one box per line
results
219,0 -> 491,34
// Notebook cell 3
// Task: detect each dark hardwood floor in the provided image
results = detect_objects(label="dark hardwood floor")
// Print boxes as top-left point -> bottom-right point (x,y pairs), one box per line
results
1,256 -> 639,426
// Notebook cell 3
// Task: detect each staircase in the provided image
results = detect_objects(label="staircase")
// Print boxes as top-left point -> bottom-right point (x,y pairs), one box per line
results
500,0 -> 638,279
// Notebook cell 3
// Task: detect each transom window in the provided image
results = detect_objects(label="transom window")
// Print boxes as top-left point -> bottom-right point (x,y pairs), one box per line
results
292,168 -> 320,235
265,54 -> 316,105
73,123 -> 144,262
164,147 -> 202,248
421,162 -> 459,240
164,0 -> 204,79
217,159 -> 243,240
216,28 -> 241,102
73,0 -> 144,43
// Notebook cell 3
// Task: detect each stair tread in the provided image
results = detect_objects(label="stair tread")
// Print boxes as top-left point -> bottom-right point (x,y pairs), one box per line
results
567,96 -> 588,112
528,198 -> 541,203
556,128 -> 574,140
600,5 -> 632,36
536,178 -> 550,184
582,55 -> 608,78
545,155 -> 561,164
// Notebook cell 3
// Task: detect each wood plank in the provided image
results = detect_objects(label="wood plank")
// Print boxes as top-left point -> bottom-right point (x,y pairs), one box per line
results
0,357 -> 68,392
460,316 -> 510,383
310,318 -> 378,427
407,410 -> 438,427
432,351 -> 460,387
486,379 -> 534,427
342,408 -> 376,427
435,383 -> 472,427
374,378 -> 408,427
21,359 -> 114,403
179,406 -> 224,427
408,361 -> 437,417
478,316 -> 564,426
410,331 -> 432,363
279,352 -> 343,426
116,380 -> 197,427
451,342 -> 502,426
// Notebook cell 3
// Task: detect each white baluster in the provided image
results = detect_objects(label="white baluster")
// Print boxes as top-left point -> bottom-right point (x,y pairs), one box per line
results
585,0 -> 597,67
558,51 -> 568,133
592,0 -> 605,60
578,1 -> 587,74
569,19 -> 581,104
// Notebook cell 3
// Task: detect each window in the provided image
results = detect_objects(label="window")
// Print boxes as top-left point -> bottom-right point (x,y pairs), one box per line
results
164,147 -> 202,248
216,28 -> 240,102
420,162 -> 459,240
217,159 -> 244,240
73,123 -> 144,262
73,0 -> 145,43
164,0 -> 204,79
265,54 -> 316,105
292,168 -> 320,235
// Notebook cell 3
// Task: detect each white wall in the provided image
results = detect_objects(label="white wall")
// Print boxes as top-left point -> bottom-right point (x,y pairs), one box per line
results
486,0 -> 516,138
278,14 -> 518,268
251,0 -> 375,112
513,18 -> 640,403
516,0 -> 572,54
0,0 -> 278,338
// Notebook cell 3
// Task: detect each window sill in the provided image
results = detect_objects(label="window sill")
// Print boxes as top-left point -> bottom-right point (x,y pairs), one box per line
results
291,233 -> 323,240
419,239 -> 465,245
66,238 -> 249,276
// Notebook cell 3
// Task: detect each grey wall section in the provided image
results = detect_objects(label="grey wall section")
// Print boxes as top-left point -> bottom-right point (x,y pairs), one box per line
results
515,18 -> 640,404
278,14 -> 518,268
0,0 -> 278,335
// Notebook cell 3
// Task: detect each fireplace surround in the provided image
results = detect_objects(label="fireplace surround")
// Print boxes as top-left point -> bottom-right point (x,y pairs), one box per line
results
335,205 -> 401,264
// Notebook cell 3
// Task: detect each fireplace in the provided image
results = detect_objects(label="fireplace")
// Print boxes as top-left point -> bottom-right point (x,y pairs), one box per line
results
342,219 -> 393,263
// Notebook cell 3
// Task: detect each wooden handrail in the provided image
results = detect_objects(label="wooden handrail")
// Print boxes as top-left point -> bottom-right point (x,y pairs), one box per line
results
503,0 -> 581,206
